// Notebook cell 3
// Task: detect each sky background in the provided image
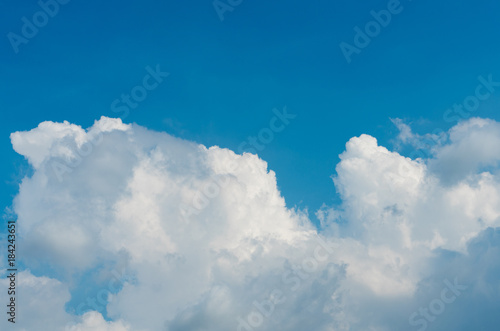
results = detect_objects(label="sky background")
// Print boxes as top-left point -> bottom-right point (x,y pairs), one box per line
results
2,1 -> 500,330
2,0 -> 500,220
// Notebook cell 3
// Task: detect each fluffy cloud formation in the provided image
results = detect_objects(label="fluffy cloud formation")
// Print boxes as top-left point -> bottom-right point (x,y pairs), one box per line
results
3,116 -> 500,330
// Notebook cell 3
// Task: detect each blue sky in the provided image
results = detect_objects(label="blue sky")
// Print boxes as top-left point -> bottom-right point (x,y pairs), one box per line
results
2,0 -> 500,218
2,1 -> 500,330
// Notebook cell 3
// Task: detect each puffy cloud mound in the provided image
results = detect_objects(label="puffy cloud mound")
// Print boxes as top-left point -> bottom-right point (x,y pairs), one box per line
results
67,312 -> 131,331
3,116 -> 500,330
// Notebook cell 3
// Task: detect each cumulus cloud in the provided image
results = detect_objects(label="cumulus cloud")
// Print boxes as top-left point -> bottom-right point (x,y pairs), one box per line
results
429,118 -> 500,183
5,116 -> 500,330
67,312 -> 131,331
0,270 -> 72,330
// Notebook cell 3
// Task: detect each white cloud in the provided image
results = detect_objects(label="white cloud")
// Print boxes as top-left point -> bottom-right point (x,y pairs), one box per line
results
67,312 -> 131,331
7,116 -> 500,330
429,118 -> 500,184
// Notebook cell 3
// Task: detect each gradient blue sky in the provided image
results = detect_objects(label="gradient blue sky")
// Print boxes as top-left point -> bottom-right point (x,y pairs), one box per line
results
2,0 -> 500,220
